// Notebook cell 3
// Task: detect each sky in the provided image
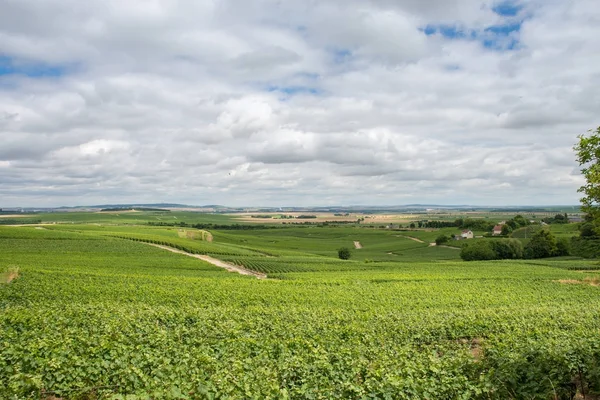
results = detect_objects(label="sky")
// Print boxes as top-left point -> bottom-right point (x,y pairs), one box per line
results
1,0 -> 599,208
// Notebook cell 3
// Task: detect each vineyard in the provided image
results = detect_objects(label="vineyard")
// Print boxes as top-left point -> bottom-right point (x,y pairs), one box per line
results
2,222 -> 600,399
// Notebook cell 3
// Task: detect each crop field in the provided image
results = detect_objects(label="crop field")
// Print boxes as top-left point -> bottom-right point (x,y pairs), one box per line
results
2,218 -> 600,399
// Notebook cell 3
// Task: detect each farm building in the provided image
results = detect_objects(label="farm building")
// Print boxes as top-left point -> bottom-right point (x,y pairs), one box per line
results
492,224 -> 504,236
461,230 -> 474,239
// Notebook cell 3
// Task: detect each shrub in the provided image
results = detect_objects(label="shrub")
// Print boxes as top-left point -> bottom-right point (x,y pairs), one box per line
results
338,247 -> 351,260
435,235 -> 449,245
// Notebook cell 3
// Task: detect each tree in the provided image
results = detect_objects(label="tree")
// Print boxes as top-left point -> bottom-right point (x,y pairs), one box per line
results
435,234 -> 449,245
490,239 -> 524,259
513,215 -> 530,227
575,127 -> 600,231
338,247 -> 351,260
556,237 -> 571,256
524,229 -> 558,259
460,241 -> 497,261
501,224 -> 512,236
580,222 -> 597,238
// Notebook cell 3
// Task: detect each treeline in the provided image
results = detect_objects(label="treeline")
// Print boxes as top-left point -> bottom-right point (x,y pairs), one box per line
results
571,217 -> 600,257
0,219 -> 42,225
413,219 -> 491,229
148,220 -> 359,230
148,222 -> 277,230
541,213 -> 569,224
460,230 -> 570,261
101,207 -> 170,212
416,215 -> 531,231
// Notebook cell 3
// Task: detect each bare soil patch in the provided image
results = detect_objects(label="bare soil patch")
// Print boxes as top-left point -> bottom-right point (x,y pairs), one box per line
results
458,337 -> 484,361
557,278 -> 600,287
145,243 -> 266,279
1,267 -> 19,284
354,241 -> 362,249
177,229 -> 213,242
0,214 -> 30,218
232,213 -> 420,224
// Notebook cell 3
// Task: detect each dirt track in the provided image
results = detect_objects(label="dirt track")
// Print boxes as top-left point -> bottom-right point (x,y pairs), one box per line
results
428,243 -> 461,250
395,235 -> 425,244
146,243 -> 266,279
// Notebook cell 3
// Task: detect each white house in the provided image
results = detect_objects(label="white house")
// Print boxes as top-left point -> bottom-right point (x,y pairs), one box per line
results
461,230 -> 474,239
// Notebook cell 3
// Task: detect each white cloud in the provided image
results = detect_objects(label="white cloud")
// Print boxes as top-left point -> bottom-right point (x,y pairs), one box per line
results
0,0 -> 598,207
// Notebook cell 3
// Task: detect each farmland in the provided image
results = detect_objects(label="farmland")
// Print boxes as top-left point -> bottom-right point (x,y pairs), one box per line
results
2,212 -> 600,399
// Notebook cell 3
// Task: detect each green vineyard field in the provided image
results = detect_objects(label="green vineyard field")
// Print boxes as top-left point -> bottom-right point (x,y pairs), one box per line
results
2,223 -> 600,399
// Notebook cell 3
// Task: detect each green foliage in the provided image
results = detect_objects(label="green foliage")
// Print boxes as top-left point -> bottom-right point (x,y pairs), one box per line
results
501,224 -> 512,236
542,213 -> 570,224
460,241 -> 497,261
0,219 -> 42,225
511,225 -> 542,239
337,247 -> 351,260
435,234 -> 449,245
556,237 -> 571,256
571,236 -> 600,258
580,222 -> 597,238
490,238 -> 524,259
3,225 -> 600,398
458,218 -> 495,231
461,239 -> 523,261
524,229 -> 558,259
575,127 -> 600,233
512,214 -> 530,227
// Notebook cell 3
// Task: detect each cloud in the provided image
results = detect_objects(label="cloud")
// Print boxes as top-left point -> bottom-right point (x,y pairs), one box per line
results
0,0 -> 598,207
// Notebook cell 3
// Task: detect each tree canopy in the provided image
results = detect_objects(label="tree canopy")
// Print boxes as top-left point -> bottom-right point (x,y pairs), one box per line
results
575,126 -> 600,229
524,229 -> 557,259
337,247 -> 351,260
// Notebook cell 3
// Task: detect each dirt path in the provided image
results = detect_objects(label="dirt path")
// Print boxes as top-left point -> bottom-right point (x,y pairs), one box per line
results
354,241 -> 362,249
438,245 -> 461,250
427,243 -> 461,250
146,243 -> 267,279
395,235 -> 425,244
6,223 -> 56,227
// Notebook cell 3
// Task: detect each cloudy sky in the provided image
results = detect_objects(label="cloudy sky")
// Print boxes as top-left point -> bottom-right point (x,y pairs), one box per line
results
1,0 -> 598,207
